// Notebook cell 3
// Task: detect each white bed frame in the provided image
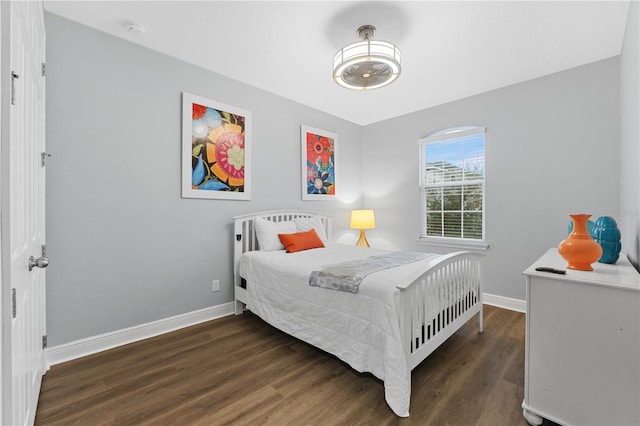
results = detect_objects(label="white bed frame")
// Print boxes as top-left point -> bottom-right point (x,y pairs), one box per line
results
233,210 -> 483,381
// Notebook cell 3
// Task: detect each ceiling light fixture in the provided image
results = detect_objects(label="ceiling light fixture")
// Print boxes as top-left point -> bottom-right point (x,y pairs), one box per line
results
333,25 -> 401,91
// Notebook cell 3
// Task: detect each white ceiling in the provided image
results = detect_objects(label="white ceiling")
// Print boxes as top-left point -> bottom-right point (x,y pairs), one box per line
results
43,1 -> 630,126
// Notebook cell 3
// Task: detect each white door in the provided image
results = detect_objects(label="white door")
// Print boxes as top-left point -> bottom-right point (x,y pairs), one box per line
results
1,1 -> 47,425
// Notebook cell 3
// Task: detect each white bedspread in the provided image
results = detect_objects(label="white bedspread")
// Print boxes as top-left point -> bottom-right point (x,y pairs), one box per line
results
238,243 -> 441,417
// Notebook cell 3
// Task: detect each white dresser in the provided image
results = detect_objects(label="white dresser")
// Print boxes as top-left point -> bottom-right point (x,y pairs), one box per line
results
522,248 -> 640,426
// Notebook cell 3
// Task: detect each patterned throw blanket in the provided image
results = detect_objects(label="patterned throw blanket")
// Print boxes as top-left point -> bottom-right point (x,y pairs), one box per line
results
309,251 -> 430,293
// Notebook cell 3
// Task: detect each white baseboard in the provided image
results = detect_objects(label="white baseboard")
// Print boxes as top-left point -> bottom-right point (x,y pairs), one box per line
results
46,302 -> 235,368
483,293 -> 526,313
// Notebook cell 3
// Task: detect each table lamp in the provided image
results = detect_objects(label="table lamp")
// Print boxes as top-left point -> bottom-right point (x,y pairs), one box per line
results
350,209 -> 376,247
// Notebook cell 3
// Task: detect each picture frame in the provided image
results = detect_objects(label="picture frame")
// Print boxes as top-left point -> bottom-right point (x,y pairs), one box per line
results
301,125 -> 337,200
182,92 -> 251,200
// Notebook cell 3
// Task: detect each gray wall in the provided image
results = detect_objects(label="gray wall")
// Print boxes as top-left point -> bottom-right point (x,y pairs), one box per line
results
46,10 -> 634,346
620,1 -> 640,269
45,14 -> 363,346
362,58 -> 620,301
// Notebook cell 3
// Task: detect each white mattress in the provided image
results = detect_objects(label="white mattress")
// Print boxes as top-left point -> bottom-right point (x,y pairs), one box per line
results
238,243 -> 441,417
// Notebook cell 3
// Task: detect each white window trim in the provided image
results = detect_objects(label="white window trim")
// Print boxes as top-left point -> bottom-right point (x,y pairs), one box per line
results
419,126 -> 486,143
418,126 -> 487,246
416,236 -> 489,251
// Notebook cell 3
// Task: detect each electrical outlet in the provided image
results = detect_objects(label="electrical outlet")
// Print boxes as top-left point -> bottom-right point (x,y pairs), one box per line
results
212,280 -> 220,292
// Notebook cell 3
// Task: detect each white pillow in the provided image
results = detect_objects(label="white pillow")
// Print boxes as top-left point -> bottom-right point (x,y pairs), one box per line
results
255,217 -> 297,251
295,216 -> 328,243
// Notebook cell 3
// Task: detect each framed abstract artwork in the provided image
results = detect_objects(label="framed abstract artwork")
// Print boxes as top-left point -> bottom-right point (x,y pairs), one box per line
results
301,125 -> 337,200
182,92 -> 251,200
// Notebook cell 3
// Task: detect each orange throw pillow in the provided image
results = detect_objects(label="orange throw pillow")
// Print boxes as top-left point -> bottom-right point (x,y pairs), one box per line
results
278,229 -> 325,253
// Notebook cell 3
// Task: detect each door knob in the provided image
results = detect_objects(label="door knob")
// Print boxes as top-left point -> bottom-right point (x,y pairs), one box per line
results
28,255 -> 49,271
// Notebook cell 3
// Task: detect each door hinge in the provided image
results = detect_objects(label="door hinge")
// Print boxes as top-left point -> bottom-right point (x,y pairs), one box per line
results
11,71 -> 19,105
41,62 -> 46,77
41,152 -> 51,167
12,288 -> 17,318
42,335 -> 48,349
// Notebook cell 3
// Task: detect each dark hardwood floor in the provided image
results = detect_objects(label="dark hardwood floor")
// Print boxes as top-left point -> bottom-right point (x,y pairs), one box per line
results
35,305 -> 553,425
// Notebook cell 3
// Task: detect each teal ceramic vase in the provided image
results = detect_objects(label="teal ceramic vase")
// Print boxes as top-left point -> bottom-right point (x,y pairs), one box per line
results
591,216 -> 621,264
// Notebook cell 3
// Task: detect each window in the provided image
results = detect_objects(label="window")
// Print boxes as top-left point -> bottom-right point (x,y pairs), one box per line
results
418,126 -> 486,247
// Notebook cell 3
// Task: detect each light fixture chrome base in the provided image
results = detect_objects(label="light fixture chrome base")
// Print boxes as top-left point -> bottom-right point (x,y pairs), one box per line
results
357,25 -> 376,41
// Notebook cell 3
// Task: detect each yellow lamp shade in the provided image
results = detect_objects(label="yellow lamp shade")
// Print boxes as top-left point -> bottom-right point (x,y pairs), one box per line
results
350,210 -> 376,230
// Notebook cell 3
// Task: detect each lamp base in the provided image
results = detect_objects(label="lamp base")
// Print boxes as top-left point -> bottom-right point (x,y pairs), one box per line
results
356,229 -> 370,247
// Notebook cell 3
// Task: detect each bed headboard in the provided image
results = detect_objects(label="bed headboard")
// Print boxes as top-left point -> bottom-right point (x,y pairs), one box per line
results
233,210 -> 332,286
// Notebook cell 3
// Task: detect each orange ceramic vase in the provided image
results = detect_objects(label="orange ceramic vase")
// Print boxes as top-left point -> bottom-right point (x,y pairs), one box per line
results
557,214 -> 603,271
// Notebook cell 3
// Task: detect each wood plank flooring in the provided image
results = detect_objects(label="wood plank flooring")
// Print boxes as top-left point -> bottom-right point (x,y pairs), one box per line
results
35,305 -> 556,425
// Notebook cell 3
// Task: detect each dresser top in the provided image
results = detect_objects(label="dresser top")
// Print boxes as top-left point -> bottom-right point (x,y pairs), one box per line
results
523,248 -> 640,292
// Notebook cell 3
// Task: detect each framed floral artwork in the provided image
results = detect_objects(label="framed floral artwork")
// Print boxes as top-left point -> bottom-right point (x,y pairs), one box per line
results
301,125 -> 337,200
182,92 -> 251,200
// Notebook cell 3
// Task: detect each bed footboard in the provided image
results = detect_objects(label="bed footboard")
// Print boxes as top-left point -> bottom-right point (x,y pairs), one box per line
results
396,251 -> 483,370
